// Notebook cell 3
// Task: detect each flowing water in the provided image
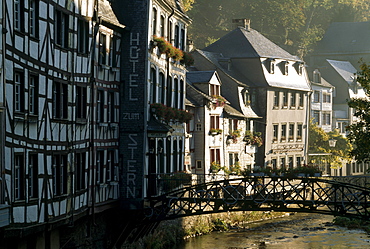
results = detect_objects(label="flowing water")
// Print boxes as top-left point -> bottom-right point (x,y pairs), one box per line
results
178,213 -> 370,249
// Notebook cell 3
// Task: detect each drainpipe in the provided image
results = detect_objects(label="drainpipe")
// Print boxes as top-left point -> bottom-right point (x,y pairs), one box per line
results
304,90 -> 312,164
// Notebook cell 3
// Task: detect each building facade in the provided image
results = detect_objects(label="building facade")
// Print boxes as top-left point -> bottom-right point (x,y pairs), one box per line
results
1,0 -> 124,247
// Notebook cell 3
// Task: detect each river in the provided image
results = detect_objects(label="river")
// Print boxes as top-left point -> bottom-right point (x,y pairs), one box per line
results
178,213 -> 370,249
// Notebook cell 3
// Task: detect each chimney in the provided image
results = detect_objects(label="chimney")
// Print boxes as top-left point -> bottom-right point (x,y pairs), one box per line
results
232,18 -> 251,31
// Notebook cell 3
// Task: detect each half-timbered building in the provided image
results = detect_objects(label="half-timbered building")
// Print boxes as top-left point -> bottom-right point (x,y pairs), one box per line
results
2,0 -> 124,247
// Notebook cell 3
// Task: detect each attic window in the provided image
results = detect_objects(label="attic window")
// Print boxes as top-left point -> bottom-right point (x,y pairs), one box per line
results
313,69 -> 321,83
283,61 -> 289,75
295,62 -> 304,75
267,59 -> 275,74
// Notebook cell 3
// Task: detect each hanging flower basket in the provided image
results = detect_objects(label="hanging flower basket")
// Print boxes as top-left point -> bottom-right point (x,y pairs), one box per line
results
150,103 -> 193,123
212,95 -> 226,108
210,128 -> 222,135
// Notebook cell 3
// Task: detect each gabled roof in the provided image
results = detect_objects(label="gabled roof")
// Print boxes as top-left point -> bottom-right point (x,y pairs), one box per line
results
185,82 -> 213,107
314,22 -> 370,55
203,27 -> 299,61
327,59 -> 357,85
187,71 -> 218,85
99,0 -> 125,29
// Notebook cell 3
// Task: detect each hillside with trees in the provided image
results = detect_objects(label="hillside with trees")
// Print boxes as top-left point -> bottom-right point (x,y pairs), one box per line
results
184,0 -> 370,59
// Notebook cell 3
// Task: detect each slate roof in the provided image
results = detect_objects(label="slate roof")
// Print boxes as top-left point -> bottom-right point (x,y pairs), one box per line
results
327,59 -> 357,85
99,0 -> 125,29
311,77 -> 334,89
223,104 -> 245,118
187,71 -> 217,85
203,27 -> 299,61
185,82 -> 213,107
314,22 -> 370,55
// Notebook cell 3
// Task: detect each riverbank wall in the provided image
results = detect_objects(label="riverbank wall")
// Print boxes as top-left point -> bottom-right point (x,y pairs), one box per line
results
121,211 -> 288,249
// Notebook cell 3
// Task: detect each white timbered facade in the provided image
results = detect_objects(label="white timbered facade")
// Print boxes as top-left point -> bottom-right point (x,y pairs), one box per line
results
2,0 -> 124,247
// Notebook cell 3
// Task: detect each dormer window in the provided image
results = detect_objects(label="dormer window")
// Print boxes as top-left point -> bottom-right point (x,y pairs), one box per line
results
267,58 -> 275,74
283,61 -> 289,75
313,69 -> 321,83
210,83 -> 220,96
295,62 -> 304,75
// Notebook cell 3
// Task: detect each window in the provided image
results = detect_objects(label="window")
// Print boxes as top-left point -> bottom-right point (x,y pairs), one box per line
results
210,83 -> 220,96
273,91 -> 279,108
297,124 -> 303,140
313,69 -> 321,83
96,150 -> 104,184
210,115 -> 220,129
14,72 -> 24,113
267,59 -> 275,74
99,33 -> 107,65
273,124 -> 278,142
323,112 -> 331,125
107,150 -> 117,182
150,68 -> 157,104
337,122 -> 348,134
180,79 -> 184,109
28,153 -> 38,198
298,93 -> 304,107
29,75 -> 38,115
196,160 -> 202,169
14,0 -> 25,32
313,111 -> 320,124
167,76 -> 172,107
281,124 -> 287,141
290,92 -> 296,108
14,154 -> 25,200
77,19 -> 89,54
210,148 -> 221,164
97,90 -> 104,122
288,156 -> 293,169
109,36 -> 118,67
152,8 -> 157,36
271,158 -> 277,169
283,61 -> 289,75
289,123 -> 294,141
52,154 -> 67,196
76,86 -> 87,119
107,91 -> 116,123
196,123 -> 202,131
55,9 -> 69,48
180,28 -> 185,51
29,0 -> 38,37
296,156 -> 302,167
323,93 -> 331,103
75,152 -> 86,191
313,91 -> 320,103
160,15 -> 165,37
158,72 -> 165,104
280,157 -> 286,169
174,78 -> 178,108
229,119 -> 238,131
282,91 -> 288,107
53,82 -> 68,119
295,62 -> 304,75
228,153 -> 239,167
174,25 -> 179,48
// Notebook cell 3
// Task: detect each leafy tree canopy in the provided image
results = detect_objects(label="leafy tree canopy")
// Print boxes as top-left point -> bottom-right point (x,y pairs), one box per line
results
308,119 -> 352,169
347,62 -> 370,162
186,0 -> 370,58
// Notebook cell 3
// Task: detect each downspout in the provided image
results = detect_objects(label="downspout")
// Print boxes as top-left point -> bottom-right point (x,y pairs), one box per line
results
304,90 -> 312,164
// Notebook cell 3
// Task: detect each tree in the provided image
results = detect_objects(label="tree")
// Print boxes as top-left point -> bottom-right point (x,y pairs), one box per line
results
347,62 -> 370,162
308,120 -> 352,170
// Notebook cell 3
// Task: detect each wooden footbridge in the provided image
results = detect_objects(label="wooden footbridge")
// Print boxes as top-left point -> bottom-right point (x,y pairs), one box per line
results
143,175 -> 370,222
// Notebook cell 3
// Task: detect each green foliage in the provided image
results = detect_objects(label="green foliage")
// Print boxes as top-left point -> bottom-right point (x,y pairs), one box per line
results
187,0 -> 370,57
347,62 -> 370,162
308,120 -> 352,169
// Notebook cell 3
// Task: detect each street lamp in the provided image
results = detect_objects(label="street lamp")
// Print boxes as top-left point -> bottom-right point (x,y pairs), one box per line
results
328,139 -> 337,147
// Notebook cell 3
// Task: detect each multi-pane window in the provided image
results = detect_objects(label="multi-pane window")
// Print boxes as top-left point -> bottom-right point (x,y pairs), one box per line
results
229,119 -> 238,132
299,93 -> 304,107
107,91 -> 116,123
76,86 -> 87,119
28,153 -> 38,198
282,91 -> 288,107
180,28 -> 185,51
210,83 -> 220,96
52,154 -> 67,196
29,75 -> 38,115
158,72 -> 165,104
14,72 -> 24,112
14,154 -> 25,200
313,91 -> 320,102
296,156 -> 302,167
75,152 -> 86,191
228,153 -> 239,167
323,93 -> 331,103
273,124 -> 278,142
297,124 -> 303,140
210,148 -> 221,164
271,158 -> 277,169
160,15 -> 165,37
29,0 -> 38,37
152,8 -> 157,36
109,36 -> 118,68
288,156 -> 293,169
78,19 -> 89,54
280,157 -> 286,169
323,112 -> 331,125
174,25 -> 179,48
97,90 -> 104,122
289,123 -> 294,141
106,150 -> 117,182
290,92 -> 296,107
281,124 -> 287,141
96,150 -> 104,184
99,33 -> 107,65
53,82 -> 68,119
313,110 -> 320,124
273,91 -> 279,107
196,160 -> 202,169
196,123 -> 202,131
210,115 -> 220,129
55,10 -> 69,48
14,0 -> 24,32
